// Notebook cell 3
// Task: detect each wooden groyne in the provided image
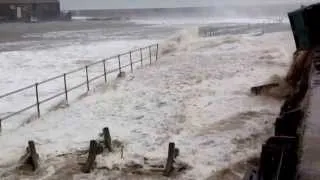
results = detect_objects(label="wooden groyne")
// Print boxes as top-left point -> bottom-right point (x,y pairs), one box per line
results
243,2 -> 320,179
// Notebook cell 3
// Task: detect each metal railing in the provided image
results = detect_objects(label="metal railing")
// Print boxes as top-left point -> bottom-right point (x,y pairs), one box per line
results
0,44 -> 159,130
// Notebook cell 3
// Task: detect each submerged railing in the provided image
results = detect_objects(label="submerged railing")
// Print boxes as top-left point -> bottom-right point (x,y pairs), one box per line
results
0,44 -> 159,130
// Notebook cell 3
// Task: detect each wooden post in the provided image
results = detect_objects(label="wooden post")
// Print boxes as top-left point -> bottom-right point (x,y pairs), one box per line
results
156,44 -> 159,61
63,73 -> 68,104
103,60 -> 107,83
0,119 -> 2,133
250,83 -> 279,96
118,55 -> 121,73
28,140 -> 39,171
103,127 -> 113,152
35,83 -> 40,118
149,46 -> 152,65
140,48 -> 143,66
174,148 -> 180,158
82,140 -> 98,173
130,51 -> 133,73
164,142 -> 175,176
85,66 -> 89,91
96,143 -> 104,155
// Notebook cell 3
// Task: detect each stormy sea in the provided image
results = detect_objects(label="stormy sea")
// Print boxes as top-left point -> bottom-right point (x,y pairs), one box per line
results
0,3 -> 301,180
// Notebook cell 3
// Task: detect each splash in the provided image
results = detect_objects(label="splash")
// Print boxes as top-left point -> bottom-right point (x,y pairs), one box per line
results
159,28 -> 199,55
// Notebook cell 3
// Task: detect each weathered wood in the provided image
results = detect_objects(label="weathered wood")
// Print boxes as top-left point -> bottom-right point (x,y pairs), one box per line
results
285,50 -> 311,88
82,140 -> 98,173
251,83 -> 279,95
28,140 -> 39,171
164,142 -> 175,177
257,137 -> 297,180
174,148 -> 180,158
103,127 -> 113,152
96,143 -> 104,155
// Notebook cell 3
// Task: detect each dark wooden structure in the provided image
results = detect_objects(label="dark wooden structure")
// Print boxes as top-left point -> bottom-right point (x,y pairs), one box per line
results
19,141 -> 40,171
288,3 -> 320,50
244,3 -> 320,180
0,0 -> 60,22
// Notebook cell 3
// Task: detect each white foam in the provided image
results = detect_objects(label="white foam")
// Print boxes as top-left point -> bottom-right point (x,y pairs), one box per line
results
0,31 -> 295,179
159,27 -> 199,55
71,16 -> 92,20
0,39 -> 156,131
131,16 -> 289,26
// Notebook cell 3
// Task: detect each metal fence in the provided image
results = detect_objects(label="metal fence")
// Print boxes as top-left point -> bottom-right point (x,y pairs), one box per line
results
0,44 -> 159,130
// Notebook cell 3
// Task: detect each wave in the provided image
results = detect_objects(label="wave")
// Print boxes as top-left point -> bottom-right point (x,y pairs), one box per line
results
131,17 -> 289,26
72,16 -> 129,21
158,20 -> 288,56
159,28 -> 199,55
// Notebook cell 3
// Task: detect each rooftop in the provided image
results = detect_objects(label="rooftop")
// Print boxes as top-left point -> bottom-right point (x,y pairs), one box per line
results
0,0 -> 59,4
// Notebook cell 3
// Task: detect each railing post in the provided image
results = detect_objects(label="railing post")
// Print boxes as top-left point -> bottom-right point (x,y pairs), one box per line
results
35,83 -> 40,118
156,44 -> 159,61
140,48 -> 143,66
118,55 -> 121,73
129,51 -> 133,73
63,73 -> 68,104
149,46 -> 152,65
85,66 -> 89,91
103,60 -> 107,83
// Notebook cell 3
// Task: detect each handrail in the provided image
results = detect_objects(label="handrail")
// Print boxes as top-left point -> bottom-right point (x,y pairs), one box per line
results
0,84 -> 35,99
38,74 -> 64,85
1,103 -> 37,121
0,44 -> 159,126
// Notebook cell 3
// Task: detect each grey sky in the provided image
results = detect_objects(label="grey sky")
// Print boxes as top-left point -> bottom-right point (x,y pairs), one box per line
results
60,0 -> 317,10
60,0 -> 215,10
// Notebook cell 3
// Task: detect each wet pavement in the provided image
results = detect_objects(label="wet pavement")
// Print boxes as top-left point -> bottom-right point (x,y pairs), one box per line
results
300,49 -> 320,180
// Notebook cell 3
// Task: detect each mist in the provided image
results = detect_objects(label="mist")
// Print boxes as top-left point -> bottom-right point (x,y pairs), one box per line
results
60,0 -> 318,10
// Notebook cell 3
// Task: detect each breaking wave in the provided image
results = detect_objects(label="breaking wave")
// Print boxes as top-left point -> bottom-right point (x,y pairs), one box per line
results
159,28 -> 199,55
72,16 -> 128,21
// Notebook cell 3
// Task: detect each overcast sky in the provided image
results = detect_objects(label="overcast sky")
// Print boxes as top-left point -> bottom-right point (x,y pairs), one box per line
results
60,0 -> 317,10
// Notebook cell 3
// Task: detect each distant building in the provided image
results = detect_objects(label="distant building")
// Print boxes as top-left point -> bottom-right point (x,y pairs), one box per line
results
0,0 -> 60,22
